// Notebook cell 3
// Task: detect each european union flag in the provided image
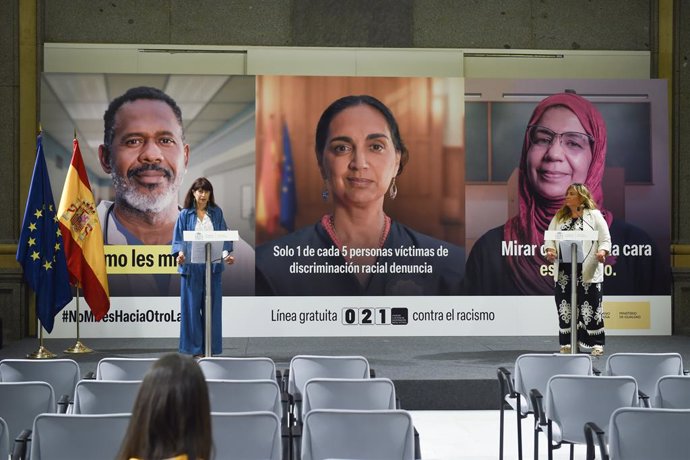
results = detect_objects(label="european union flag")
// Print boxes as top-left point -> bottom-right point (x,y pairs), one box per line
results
280,122 -> 297,232
16,133 -> 73,333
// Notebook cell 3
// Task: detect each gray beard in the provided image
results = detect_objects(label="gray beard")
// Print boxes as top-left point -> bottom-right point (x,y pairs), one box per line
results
112,173 -> 179,214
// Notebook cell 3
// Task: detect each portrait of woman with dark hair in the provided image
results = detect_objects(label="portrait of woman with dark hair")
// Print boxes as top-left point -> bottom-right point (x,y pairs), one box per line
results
255,94 -> 464,296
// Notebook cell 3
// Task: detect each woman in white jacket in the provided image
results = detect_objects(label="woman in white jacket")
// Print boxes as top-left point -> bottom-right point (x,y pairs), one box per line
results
545,183 -> 611,356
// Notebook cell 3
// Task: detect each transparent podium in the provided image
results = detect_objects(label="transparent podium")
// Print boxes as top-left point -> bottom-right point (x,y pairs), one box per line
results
183,230 -> 239,357
544,230 -> 599,354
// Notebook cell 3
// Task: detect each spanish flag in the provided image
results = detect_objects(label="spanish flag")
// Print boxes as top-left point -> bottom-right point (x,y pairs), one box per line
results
57,137 -> 110,320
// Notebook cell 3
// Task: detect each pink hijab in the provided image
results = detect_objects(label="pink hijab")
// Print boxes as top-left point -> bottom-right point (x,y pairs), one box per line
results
504,92 -> 613,294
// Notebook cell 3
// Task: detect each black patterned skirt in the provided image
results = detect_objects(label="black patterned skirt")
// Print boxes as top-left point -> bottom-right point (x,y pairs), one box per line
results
555,262 -> 605,348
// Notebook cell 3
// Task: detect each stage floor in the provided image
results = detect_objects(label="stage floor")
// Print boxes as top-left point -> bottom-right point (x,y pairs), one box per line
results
2,335 -> 690,409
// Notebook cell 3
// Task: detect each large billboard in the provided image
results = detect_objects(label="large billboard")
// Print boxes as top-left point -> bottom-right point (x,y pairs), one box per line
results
40,73 -> 671,338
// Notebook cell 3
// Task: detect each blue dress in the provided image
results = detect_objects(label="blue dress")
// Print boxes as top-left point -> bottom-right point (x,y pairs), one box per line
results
171,206 -> 233,355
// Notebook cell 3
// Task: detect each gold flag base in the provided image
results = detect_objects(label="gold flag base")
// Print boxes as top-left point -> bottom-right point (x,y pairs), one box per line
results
27,345 -> 57,359
64,340 -> 94,354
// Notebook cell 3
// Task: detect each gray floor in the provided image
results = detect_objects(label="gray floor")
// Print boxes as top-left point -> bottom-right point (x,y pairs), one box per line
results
3,335 -> 690,409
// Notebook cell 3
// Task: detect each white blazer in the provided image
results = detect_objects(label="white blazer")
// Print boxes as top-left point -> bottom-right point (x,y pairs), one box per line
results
544,208 -> 612,284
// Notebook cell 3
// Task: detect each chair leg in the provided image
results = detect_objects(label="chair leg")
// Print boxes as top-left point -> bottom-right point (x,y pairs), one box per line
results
569,443 -> 574,460
413,426 -> 422,459
499,403 -> 504,460
533,412 -> 540,460
516,407 -> 523,460
547,422 -> 554,460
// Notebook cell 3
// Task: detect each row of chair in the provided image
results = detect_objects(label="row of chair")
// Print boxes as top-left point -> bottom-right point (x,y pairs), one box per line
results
0,411 -> 285,460
0,409 -> 417,460
1,355 -> 418,460
498,352 -> 689,460
95,355 -> 419,459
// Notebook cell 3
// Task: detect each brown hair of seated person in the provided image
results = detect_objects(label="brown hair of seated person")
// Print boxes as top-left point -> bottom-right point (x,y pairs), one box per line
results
117,353 -> 212,460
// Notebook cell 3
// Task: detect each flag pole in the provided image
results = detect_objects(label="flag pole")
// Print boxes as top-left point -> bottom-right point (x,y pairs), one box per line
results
19,128 -> 71,359
64,285 -> 93,353
58,133 -> 109,349
27,325 -> 57,359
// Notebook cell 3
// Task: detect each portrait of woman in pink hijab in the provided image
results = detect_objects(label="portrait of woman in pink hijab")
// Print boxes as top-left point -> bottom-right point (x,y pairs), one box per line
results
462,92 -> 666,296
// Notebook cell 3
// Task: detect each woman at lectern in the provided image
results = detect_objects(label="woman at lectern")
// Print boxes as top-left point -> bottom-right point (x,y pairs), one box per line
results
172,177 -> 234,357
544,183 -> 611,356
255,95 -> 464,296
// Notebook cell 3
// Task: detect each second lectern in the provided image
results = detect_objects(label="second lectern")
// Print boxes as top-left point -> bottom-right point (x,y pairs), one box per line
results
183,229 -> 239,357
544,229 -> 599,354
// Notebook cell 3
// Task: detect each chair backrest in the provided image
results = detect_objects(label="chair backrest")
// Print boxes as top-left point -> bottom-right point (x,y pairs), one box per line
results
206,379 -> 282,417
0,358 -> 80,402
301,409 -> 415,460
0,381 -> 55,440
211,411 -> 282,460
30,413 -> 130,460
302,378 -> 397,417
545,375 -> 637,444
72,379 -> 142,414
0,417 -> 10,460
608,407 -> 690,459
654,375 -> 690,408
198,357 -> 277,380
96,357 -> 158,380
288,355 -> 370,398
605,352 -> 683,397
513,353 -> 593,412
